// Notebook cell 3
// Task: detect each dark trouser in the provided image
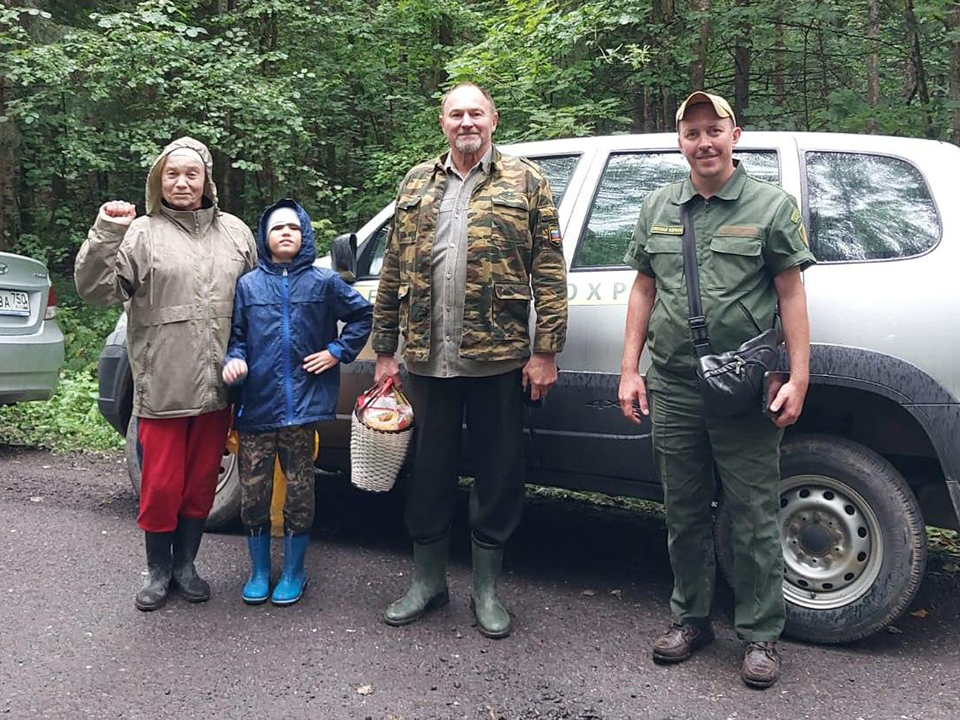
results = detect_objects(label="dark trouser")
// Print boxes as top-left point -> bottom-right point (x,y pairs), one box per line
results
137,407 -> 233,532
404,370 -> 525,546
651,381 -> 785,642
237,424 -> 316,534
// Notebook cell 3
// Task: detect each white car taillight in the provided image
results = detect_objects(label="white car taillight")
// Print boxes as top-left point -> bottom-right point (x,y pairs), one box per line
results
44,286 -> 57,320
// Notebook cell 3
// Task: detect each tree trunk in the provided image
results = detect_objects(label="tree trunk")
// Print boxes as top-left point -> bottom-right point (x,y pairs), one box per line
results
0,76 -> 18,252
865,0 -> 880,132
660,0 -> 676,129
904,0 -> 933,137
687,0 -> 711,89
632,84 -> 646,132
644,86 -> 659,132
773,12 -> 785,109
948,1 -> 960,145
733,0 -> 751,126
435,14 -> 453,91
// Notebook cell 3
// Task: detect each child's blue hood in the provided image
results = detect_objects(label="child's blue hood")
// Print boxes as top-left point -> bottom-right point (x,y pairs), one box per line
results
256,199 -> 317,273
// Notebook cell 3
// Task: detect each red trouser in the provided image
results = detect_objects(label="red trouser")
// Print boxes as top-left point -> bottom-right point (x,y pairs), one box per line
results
136,408 -> 232,532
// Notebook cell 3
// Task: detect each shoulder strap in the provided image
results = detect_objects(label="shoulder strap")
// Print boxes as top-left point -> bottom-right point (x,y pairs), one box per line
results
680,202 -> 712,358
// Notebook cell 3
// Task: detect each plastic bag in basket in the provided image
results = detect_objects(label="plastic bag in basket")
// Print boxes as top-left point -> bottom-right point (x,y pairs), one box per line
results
355,377 -> 414,432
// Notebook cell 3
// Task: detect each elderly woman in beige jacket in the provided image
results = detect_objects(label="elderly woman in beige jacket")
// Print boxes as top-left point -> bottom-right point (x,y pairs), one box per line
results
75,137 -> 257,611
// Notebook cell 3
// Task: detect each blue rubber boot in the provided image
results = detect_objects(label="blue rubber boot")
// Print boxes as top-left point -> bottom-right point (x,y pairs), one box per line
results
271,532 -> 309,606
242,527 -> 271,605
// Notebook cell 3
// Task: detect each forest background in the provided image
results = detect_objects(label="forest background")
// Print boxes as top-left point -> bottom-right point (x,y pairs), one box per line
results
2,0 -> 960,449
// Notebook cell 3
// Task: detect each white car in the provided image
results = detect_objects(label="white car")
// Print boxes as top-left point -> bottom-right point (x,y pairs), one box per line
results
0,252 -> 64,406
99,131 -> 960,644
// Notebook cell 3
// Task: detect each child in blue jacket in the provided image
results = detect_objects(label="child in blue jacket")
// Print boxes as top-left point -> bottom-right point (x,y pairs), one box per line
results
222,199 -> 372,606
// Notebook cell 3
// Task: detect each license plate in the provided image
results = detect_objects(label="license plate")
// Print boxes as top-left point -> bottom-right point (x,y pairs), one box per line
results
0,289 -> 30,317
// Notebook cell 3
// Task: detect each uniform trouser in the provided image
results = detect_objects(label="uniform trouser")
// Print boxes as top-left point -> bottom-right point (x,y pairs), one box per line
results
651,380 -> 785,642
404,370 -> 525,546
136,407 -> 233,532
237,424 -> 316,534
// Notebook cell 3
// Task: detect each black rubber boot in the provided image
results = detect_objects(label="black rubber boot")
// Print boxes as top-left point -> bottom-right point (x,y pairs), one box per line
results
135,531 -> 174,611
171,517 -> 211,603
471,535 -> 512,639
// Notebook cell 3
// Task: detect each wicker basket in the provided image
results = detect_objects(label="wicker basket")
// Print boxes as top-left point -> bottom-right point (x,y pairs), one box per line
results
350,379 -> 414,492
350,411 -> 413,492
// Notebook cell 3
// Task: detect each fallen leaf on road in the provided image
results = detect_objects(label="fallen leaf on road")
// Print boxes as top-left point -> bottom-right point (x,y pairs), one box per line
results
909,609 -> 929,618
29,496 -> 42,503
41,465 -> 51,469
582,589 -> 596,597
610,589 -> 623,599
357,684 -> 373,696
887,626 -> 903,634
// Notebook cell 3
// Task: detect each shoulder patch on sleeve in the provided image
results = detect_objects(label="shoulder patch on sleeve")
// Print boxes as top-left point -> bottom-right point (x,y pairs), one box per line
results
790,208 -> 802,225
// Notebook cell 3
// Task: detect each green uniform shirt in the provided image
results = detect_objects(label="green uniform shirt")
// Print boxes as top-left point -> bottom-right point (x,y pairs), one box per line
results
624,161 -> 816,391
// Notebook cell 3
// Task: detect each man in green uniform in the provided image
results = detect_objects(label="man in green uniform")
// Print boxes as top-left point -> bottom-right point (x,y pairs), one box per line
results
618,91 -> 815,688
373,83 -> 567,638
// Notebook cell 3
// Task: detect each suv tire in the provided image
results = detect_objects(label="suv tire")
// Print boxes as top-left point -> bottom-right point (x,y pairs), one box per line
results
124,416 -> 242,531
715,433 -> 927,644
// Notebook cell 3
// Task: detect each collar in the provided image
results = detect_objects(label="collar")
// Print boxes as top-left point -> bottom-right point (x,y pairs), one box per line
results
159,200 -> 216,236
674,160 -> 746,204
435,145 -> 498,177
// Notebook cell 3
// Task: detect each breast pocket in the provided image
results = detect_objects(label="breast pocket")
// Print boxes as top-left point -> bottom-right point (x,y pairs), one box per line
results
395,195 -> 423,277
395,195 -> 423,246
645,236 -> 684,290
704,235 -> 762,290
491,193 -> 531,245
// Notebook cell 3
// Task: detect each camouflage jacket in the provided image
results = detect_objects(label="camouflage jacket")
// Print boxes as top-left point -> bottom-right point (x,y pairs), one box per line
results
372,147 -> 568,363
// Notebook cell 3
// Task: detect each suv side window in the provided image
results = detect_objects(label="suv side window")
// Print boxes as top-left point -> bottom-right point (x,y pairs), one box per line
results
805,152 -> 940,262
356,154 -> 581,278
573,151 -> 780,269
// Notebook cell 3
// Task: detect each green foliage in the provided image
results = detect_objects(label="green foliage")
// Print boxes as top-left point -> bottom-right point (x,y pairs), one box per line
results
53,280 -> 122,374
0,274 -> 122,452
4,0 -> 960,273
3,0 -> 960,456
0,371 -> 122,453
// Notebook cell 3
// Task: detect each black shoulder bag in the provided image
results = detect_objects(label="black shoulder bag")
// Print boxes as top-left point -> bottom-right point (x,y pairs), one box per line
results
680,202 -> 782,417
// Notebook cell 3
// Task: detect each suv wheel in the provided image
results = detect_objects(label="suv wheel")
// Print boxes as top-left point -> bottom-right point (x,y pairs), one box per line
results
124,416 -> 242,531
715,434 -> 927,644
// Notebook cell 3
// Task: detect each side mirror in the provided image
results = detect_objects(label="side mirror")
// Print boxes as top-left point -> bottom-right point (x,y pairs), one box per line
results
331,233 -> 358,284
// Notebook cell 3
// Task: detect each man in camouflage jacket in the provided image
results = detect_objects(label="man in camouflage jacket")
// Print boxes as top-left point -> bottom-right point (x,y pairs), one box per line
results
373,83 -> 567,638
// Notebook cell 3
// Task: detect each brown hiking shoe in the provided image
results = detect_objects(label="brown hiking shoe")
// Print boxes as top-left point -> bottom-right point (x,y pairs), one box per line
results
652,621 -> 714,664
741,641 -> 781,689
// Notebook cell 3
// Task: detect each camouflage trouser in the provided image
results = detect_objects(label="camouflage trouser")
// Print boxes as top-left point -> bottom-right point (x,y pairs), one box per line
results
237,424 -> 316,534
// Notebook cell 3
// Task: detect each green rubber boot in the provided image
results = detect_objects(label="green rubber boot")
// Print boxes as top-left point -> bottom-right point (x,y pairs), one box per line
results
470,535 -> 512,639
383,535 -> 450,626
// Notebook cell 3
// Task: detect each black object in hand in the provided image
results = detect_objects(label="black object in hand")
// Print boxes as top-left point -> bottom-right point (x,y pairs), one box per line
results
523,382 -> 543,408
762,371 -> 791,419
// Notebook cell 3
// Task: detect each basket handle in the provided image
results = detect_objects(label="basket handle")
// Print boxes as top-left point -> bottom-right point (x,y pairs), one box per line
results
357,376 -> 394,414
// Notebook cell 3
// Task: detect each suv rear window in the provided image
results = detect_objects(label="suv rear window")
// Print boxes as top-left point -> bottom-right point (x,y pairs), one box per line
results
804,152 -> 940,262
573,151 -> 780,269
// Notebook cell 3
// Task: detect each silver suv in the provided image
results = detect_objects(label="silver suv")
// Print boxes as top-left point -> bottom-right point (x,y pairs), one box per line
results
97,131 -> 960,644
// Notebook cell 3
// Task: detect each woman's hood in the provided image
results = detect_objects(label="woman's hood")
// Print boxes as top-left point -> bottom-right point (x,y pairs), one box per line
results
144,137 -> 218,216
